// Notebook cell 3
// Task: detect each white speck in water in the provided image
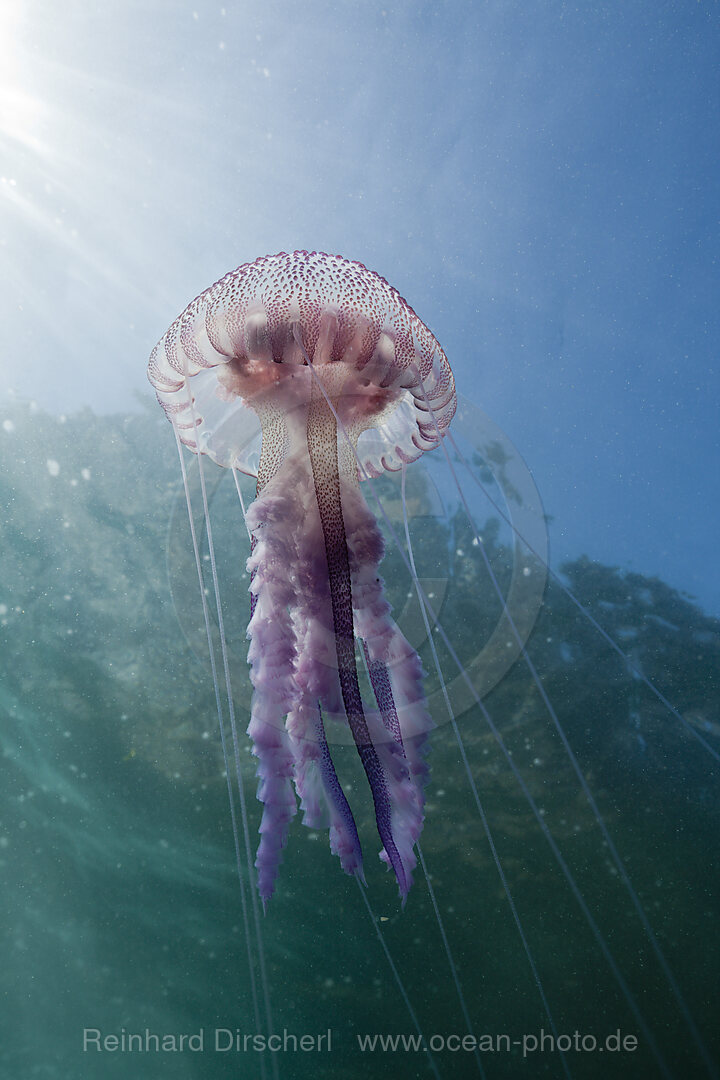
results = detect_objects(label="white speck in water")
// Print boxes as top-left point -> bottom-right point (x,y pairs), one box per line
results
81,468 -> 91,480
46,459 -> 60,476
2,420 -> 14,433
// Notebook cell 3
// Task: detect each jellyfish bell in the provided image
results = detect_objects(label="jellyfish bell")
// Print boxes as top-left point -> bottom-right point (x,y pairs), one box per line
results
149,253 -> 455,478
148,250 -> 458,904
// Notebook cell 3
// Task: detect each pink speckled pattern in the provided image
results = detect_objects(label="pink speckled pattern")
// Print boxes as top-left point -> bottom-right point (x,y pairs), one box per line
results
148,250 -> 456,478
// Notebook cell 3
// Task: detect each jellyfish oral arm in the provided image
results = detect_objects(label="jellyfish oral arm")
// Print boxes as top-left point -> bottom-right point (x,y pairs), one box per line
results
306,376 -> 418,900
241,351 -> 430,902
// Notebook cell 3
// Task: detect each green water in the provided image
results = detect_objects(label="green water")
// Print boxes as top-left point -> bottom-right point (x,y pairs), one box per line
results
1,402 -> 718,1079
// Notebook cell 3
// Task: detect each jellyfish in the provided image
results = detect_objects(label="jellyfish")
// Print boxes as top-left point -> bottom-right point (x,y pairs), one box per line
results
148,250 -> 456,904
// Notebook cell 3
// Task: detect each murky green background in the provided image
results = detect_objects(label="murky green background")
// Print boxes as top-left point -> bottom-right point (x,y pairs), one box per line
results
1,403 -> 717,1080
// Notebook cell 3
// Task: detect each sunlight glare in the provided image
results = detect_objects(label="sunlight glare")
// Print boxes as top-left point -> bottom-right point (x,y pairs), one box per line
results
0,1 -> 44,152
